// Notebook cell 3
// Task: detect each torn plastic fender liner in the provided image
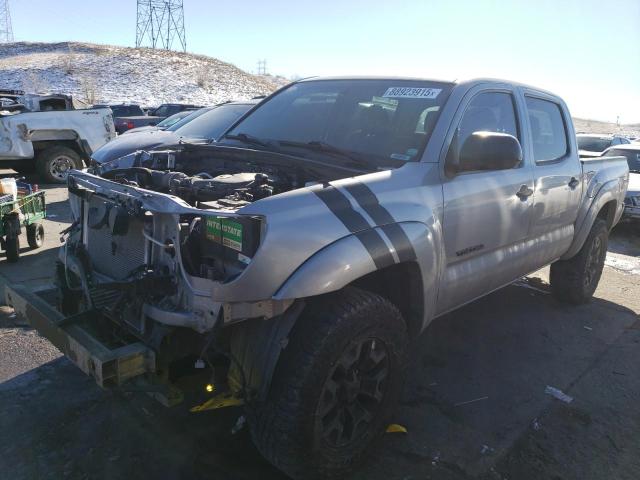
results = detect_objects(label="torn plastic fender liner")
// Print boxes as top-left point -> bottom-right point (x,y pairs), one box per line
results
228,301 -> 305,401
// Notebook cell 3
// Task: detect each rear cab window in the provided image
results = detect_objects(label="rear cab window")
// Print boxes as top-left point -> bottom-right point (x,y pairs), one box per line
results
525,96 -> 569,162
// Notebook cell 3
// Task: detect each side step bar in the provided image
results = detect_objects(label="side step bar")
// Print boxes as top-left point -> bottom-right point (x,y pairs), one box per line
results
5,285 -> 155,388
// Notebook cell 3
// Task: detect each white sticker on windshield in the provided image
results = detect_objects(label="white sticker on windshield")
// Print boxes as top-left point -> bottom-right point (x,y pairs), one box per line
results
382,87 -> 441,99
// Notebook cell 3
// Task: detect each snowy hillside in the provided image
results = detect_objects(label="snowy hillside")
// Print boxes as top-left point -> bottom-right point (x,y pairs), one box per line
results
0,42 -> 284,107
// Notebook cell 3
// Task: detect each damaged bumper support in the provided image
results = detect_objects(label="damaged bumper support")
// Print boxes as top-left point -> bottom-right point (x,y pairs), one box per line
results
5,285 -> 155,388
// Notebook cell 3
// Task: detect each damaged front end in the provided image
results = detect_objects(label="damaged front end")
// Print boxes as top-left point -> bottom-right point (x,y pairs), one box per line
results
9,163 -> 304,405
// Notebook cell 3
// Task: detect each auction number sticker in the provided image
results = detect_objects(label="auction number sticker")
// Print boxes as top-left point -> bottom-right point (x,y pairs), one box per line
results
382,87 -> 441,99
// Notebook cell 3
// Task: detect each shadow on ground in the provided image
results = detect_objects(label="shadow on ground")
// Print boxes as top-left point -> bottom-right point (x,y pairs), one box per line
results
1,276 -> 637,480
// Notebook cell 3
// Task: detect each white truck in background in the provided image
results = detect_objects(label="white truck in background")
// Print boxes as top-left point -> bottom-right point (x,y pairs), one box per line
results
0,90 -> 116,183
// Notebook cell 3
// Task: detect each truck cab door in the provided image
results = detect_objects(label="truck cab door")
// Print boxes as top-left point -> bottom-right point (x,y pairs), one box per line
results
437,88 -> 534,314
524,94 -> 582,266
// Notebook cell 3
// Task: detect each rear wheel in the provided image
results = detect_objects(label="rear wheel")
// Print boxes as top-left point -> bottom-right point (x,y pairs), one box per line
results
27,223 -> 44,249
5,235 -> 19,263
550,218 -> 609,304
36,146 -> 82,184
248,287 -> 408,479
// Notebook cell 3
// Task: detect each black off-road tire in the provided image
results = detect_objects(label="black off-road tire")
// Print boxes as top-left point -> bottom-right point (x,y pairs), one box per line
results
36,146 -> 82,184
5,235 -> 19,263
248,287 -> 408,480
27,223 -> 44,249
550,218 -> 609,304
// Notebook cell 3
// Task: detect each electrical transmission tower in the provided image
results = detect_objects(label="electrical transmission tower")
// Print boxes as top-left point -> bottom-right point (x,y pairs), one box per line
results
0,0 -> 14,43
136,1 -> 186,52
256,59 -> 267,75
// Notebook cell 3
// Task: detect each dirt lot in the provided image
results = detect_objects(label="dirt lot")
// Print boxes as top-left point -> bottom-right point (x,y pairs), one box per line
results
0,178 -> 639,480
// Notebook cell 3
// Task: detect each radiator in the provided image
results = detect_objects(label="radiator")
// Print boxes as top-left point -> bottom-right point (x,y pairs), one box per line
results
85,198 -> 147,280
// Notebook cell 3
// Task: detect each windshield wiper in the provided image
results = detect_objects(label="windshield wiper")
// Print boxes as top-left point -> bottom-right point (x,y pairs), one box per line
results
277,140 -> 371,169
224,132 -> 273,149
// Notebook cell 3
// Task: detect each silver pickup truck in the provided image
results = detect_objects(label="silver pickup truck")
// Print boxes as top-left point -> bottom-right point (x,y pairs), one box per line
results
7,77 -> 629,479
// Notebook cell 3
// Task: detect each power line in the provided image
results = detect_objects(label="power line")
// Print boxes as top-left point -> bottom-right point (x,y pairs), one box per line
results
0,0 -> 13,43
136,0 -> 186,52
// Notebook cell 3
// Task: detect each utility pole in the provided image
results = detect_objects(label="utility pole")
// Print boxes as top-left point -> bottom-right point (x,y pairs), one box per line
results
256,59 -> 267,75
136,1 -> 186,52
0,0 -> 13,43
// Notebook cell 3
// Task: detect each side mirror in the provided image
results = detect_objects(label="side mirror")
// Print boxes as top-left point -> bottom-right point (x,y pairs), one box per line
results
450,131 -> 522,175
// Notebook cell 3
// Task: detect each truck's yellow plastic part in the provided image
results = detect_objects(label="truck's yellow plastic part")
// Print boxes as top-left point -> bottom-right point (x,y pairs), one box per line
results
190,392 -> 244,412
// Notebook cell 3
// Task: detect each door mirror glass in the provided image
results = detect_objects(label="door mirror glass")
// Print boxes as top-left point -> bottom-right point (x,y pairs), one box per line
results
458,131 -> 523,172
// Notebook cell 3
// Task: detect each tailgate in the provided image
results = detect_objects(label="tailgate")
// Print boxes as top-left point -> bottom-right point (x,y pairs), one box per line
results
5,285 -> 155,388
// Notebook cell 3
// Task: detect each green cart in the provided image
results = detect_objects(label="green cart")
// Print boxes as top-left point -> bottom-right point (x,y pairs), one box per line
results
0,190 -> 46,263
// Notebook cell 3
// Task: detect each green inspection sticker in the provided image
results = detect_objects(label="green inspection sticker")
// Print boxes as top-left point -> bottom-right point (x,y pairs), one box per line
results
206,217 -> 243,251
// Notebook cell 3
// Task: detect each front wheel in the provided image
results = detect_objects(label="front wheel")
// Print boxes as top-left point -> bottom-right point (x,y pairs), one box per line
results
248,287 -> 408,480
550,218 -> 609,304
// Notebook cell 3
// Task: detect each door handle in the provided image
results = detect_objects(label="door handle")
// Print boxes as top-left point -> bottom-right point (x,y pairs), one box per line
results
516,185 -> 534,200
568,177 -> 580,189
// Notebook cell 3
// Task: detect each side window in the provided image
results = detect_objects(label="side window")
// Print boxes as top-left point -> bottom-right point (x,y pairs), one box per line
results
457,91 -> 519,146
525,97 -> 568,162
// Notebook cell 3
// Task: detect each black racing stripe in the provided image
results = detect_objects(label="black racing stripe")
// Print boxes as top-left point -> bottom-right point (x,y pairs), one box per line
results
355,230 -> 396,270
381,224 -> 416,262
344,182 -> 417,262
314,187 -> 395,269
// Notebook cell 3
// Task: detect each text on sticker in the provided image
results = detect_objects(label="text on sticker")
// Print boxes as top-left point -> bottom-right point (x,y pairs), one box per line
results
382,87 -> 442,99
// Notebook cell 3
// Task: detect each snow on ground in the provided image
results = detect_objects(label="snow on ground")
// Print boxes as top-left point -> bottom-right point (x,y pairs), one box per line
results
0,42 -> 284,107
606,253 -> 640,276
607,226 -> 640,276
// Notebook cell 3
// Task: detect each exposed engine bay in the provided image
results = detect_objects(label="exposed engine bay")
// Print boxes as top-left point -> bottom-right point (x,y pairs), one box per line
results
94,143 -> 345,211
94,150 -> 320,285
60,146 -> 350,341
103,168 -> 277,210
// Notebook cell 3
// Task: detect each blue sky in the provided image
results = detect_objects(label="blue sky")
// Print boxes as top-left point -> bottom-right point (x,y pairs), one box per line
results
10,0 -> 640,122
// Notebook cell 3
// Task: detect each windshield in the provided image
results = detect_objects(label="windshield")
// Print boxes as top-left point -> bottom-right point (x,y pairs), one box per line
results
225,79 -> 452,166
577,136 -> 612,152
166,107 -> 211,131
607,148 -> 640,172
157,110 -> 193,128
174,103 -> 254,140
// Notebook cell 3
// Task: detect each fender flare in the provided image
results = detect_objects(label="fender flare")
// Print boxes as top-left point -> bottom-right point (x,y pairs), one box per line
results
561,178 -> 622,260
273,221 -> 441,332
273,232 -> 379,301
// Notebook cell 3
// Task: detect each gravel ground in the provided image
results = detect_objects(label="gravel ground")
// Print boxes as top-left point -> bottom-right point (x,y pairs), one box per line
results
0,178 -> 639,480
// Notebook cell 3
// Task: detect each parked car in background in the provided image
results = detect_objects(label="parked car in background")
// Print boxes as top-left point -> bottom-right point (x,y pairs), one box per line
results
92,103 -> 163,135
577,133 -> 630,157
2,90 -> 74,111
602,143 -> 640,222
110,103 -> 204,134
92,103 -> 145,118
122,108 -> 200,135
148,103 -> 203,119
90,100 -> 258,168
